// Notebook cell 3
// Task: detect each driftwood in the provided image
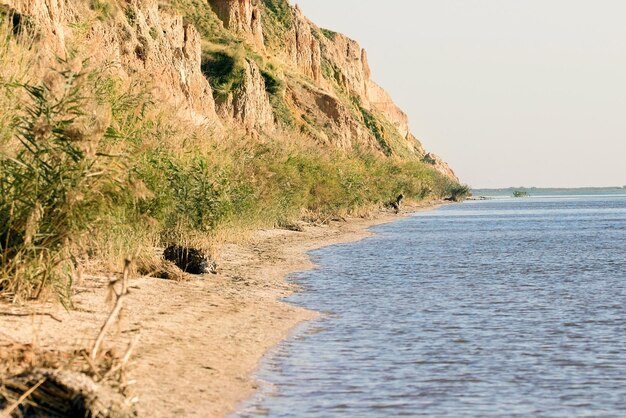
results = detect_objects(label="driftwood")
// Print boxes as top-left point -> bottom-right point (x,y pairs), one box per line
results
1,368 -> 136,417
163,246 -> 217,275
91,260 -> 131,361
0,259 -> 140,417
0,312 -> 62,323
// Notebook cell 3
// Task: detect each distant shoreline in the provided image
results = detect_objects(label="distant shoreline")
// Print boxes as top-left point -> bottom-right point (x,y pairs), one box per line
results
472,186 -> 626,198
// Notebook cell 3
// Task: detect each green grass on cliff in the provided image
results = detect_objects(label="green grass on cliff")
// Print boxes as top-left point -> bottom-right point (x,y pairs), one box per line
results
165,0 -> 236,45
320,28 -> 338,41
359,106 -> 393,156
260,0 -> 294,49
168,0 -> 293,122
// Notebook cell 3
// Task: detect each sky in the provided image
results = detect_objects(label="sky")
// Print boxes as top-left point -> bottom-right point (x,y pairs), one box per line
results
291,0 -> 626,188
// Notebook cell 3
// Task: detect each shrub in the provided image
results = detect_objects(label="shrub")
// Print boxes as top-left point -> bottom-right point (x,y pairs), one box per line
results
446,183 -> 471,201
320,28 -> 337,41
261,67 -> 283,95
89,0 -> 114,21
201,50 -> 245,100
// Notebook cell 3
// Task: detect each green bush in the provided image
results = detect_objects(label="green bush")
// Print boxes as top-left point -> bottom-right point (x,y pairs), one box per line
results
89,0 -> 113,21
201,50 -> 244,100
261,68 -> 283,95
320,28 -> 337,40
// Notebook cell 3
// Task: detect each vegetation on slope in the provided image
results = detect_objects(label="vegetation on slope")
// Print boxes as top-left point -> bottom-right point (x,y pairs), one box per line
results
166,0 -> 236,45
0,4 -> 467,302
260,0 -> 294,49
201,48 -> 246,100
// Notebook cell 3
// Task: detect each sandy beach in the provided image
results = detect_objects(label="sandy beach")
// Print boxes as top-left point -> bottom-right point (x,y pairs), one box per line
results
0,202 -> 440,417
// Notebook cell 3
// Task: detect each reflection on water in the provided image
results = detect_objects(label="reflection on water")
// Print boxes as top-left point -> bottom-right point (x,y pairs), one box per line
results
237,195 -> 626,417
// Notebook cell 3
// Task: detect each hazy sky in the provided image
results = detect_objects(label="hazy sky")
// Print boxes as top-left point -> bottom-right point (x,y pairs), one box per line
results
292,0 -> 626,188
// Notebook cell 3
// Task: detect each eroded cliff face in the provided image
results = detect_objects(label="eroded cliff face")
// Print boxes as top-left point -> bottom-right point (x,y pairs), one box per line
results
288,82 -> 372,150
208,0 -> 264,49
107,0 -> 219,125
3,0 -> 220,126
285,5 -> 321,82
0,0 -> 70,54
0,0 -> 458,182
217,58 -> 274,131
259,2 -> 458,181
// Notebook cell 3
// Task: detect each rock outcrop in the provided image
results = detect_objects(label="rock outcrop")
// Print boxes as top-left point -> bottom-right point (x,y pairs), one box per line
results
423,152 -> 459,182
217,58 -> 274,131
208,0 -> 264,49
285,5 -> 321,82
366,81 -> 410,139
1,0 -> 71,52
288,82 -> 372,150
258,2 -> 457,180
104,0 -> 219,125
3,0 -> 220,126
319,31 -> 370,101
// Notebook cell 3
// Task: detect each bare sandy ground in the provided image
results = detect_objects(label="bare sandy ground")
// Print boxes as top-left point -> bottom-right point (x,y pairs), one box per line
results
0,202 -> 440,417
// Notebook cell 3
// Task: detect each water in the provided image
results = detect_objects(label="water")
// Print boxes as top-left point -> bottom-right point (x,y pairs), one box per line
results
238,194 -> 626,417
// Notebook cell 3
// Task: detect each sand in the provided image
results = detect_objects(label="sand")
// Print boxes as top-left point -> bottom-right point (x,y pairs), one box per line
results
0,202 -> 439,417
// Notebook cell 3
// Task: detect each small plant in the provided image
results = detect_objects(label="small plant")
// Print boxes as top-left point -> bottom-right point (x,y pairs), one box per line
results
321,60 -> 343,86
89,0 -> 113,21
448,184 -> 471,201
359,105 -> 392,156
123,6 -> 137,26
260,66 -> 295,127
422,154 -> 436,165
320,28 -> 337,41
261,67 -> 283,95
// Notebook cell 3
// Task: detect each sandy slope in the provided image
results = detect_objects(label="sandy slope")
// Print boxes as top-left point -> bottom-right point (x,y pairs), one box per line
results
0,202 -> 440,417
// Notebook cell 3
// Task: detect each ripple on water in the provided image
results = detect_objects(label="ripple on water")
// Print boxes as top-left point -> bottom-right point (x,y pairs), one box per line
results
237,195 -> 626,418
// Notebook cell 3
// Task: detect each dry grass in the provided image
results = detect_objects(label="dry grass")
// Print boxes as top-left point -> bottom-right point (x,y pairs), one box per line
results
0,261 -> 140,417
0,343 -> 136,417
0,292 -> 141,416
135,255 -> 185,282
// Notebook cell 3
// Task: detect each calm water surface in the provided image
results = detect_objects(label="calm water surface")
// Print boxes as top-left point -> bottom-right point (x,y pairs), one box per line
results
238,195 -> 626,417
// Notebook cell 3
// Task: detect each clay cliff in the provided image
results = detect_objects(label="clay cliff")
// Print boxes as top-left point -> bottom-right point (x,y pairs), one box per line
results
209,0 -> 264,48
0,0 -> 458,181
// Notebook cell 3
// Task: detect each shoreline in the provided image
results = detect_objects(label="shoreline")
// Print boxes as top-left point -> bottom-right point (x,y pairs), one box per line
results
0,201 -> 443,417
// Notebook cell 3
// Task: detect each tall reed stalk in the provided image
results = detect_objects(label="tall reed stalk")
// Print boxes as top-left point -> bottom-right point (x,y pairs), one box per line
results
0,60 -> 129,304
